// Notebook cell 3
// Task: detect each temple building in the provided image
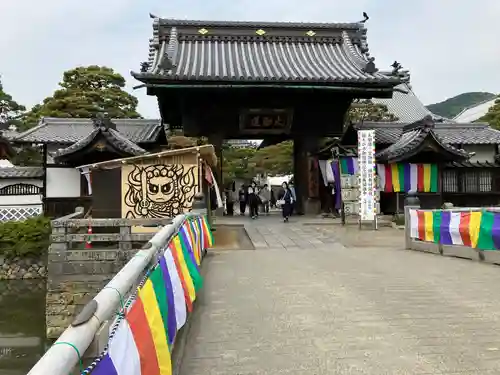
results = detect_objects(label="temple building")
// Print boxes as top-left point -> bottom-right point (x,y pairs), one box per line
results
317,82 -> 500,214
11,116 -> 166,217
131,16 -> 406,214
0,132 -> 44,221
5,16 -> 499,218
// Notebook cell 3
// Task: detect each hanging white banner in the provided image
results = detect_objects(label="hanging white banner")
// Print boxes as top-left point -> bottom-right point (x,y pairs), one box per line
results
79,167 -> 92,195
357,130 -> 376,221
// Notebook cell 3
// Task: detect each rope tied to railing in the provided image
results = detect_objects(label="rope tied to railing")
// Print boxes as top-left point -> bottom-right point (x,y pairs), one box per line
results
51,341 -> 83,375
102,286 -> 126,317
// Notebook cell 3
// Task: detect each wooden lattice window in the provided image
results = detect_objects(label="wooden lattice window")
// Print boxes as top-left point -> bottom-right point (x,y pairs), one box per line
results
460,170 -> 492,193
442,170 -> 458,192
0,183 -> 42,196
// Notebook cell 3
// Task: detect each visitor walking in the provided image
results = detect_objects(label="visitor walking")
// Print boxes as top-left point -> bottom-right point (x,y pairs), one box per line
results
270,189 -> 276,208
248,181 -> 259,219
238,185 -> 247,215
288,182 -> 297,215
327,182 -> 339,217
278,182 -> 294,222
225,186 -> 235,216
259,184 -> 271,215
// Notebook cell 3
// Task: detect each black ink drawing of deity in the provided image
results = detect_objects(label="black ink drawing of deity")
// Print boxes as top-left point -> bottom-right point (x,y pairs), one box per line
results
123,164 -> 197,219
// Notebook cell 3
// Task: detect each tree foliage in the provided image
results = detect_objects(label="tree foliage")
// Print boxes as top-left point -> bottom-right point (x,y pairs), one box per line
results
427,92 -> 496,119
0,77 -> 26,130
23,66 -> 141,128
251,141 -> 293,177
346,100 -> 398,124
479,97 -> 500,129
222,145 -> 258,182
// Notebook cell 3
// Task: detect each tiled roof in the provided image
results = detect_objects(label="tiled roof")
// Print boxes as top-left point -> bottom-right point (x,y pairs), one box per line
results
446,161 -> 500,168
355,121 -> 500,145
53,119 -> 147,161
0,167 -> 44,179
13,118 -> 162,144
453,97 -> 498,123
372,83 -> 451,123
375,116 -> 470,163
133,17 -> 402,86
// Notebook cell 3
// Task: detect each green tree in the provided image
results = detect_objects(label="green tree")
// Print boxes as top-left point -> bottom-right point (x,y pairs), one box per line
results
346,99 -> 398,124
23,66 -> 141,128
479,97 -> 500,129
0,77 -> 26,129
222,145 -> 257,182
0,78 -> 41,166
251,141 -> 293,176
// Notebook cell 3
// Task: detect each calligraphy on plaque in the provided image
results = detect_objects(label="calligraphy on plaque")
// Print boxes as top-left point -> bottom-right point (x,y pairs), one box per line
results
239,108 -> 293,134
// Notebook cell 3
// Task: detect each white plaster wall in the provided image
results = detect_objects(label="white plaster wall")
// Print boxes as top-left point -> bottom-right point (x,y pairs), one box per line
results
0,195 -> 42,205
46,168 -> 81,198
462,145 -> 496,162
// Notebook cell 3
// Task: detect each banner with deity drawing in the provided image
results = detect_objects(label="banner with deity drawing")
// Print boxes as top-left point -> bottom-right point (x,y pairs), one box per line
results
121,163 -> 198,223
357,130 -> 376,221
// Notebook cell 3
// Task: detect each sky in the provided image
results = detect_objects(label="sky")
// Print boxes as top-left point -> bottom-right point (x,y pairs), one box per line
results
0,0 -> 498,119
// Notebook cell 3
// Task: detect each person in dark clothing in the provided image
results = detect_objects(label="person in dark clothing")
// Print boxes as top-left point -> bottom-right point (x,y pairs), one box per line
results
278,182 -> 294,222
247,181 -> 259,219
225,189 -> 234,216
327,182 -> 339,217
270,189 -> 276,208
238,185 -> 247,215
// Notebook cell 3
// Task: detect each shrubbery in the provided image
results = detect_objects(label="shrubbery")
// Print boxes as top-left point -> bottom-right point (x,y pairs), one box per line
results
0,216 -> 51,258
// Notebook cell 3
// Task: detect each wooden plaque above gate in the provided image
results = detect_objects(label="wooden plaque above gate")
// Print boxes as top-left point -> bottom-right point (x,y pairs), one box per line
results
239,108 -> 293,135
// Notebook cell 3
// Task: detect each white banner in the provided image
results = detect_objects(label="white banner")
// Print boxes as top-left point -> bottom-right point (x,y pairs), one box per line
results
357,130 -> 376,221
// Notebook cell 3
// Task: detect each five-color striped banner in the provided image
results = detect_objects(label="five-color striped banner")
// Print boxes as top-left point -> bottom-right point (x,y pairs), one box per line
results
409,209 -> 500,250
90,215 -> 214,375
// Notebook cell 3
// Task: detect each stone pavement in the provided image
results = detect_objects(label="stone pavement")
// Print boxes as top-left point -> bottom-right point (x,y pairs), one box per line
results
179,216 -> 500,374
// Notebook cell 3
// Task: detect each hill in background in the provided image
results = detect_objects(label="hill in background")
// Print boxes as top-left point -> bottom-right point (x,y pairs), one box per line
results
426,92 -> 496,118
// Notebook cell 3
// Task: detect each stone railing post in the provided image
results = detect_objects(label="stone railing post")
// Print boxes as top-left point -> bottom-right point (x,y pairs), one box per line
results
119,222 -> 132,251
46,207 -> 85,338
404,193 -> 420,250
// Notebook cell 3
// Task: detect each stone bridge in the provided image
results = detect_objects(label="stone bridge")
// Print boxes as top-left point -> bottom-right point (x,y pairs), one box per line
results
33,209 -> 500,374
180,215 -> 500,374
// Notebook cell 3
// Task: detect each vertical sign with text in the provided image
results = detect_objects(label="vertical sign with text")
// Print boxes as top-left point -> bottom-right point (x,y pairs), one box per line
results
357,130 -> 376,221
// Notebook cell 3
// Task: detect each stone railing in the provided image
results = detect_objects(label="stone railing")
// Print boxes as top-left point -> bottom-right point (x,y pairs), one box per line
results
46,209 -> 174,339
29,198 -> 212,375
404,205 -> 500,264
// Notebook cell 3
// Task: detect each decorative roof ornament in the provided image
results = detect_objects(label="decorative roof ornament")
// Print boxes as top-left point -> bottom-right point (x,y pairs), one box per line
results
92,113 -> 116,131
389,61 -> 410,82
140,62 -> 151,72
360,12 -> 369,23
391,61 -> 402,74
157,54 -> 173,72
149,13 -> 158,19
306,30 -> 316,37
255,29 -> 266,36
198,28 -> 208,35
362,57 -> 378,74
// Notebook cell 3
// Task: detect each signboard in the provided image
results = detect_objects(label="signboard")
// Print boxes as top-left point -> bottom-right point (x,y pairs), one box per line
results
357,130 -> 376,222
239,108 -> 293,134
121,161 -> 198,233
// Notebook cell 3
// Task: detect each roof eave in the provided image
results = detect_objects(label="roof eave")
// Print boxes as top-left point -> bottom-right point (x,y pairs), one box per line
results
376,132 -> 471,164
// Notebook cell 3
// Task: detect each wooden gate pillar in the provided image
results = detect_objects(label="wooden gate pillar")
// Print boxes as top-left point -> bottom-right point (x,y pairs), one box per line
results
293,136 -> 320,215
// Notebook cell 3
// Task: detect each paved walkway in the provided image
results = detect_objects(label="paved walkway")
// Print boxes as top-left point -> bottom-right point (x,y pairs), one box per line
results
179,217 -> 500,374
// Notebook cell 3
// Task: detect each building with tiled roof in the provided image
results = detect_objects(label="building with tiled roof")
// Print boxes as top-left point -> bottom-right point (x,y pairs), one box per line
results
333,111 -> 500,212
10,116 -> 168,217
0,132 -> 44,221
132,17 -> 404,88
371,83 -> 450,123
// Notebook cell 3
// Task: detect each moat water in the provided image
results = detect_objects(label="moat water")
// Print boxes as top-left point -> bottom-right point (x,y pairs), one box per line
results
0,280 -> 47,374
